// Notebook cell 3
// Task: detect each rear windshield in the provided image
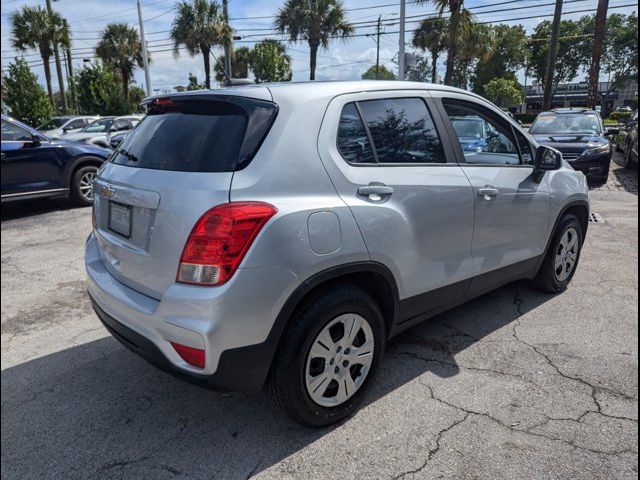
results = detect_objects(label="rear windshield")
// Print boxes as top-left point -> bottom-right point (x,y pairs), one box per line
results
111,96 -> 277,172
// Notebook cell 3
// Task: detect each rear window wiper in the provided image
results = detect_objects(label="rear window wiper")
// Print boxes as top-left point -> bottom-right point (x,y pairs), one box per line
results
119,148 -> 138,162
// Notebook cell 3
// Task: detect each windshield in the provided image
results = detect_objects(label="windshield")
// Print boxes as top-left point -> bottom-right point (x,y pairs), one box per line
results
451,118 -> 484,138
82,118 -> 113,133
530,113 -> 602,135
38,118 -> 67,129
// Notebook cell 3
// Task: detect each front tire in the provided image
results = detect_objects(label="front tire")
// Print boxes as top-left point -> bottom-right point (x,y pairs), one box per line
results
70,165 -> 98,206
269,285 -> 385,427
533,214 -> 584,293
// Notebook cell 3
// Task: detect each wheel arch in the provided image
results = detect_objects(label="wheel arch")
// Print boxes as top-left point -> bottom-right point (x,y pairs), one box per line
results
534,199 -> 589,275
220,262 -> 400,392
64,155 -> 105,188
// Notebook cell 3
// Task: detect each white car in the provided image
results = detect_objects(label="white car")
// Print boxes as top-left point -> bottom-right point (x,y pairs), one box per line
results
37,115 -> 99,138
63,115 -> 143,147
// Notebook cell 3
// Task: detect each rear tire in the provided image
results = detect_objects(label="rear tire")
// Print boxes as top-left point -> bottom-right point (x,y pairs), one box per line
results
533,214 -> 583,293
70,165 -> 98,206
269,285 -> 385,427
624,146 -> 636,170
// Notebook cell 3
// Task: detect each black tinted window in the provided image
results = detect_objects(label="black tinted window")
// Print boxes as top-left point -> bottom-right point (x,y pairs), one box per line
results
1,120 -> 32,141
359,98 -> 445,164
443,101 -> 520,165
113,112 -> 245,172
337,103 -> 375,164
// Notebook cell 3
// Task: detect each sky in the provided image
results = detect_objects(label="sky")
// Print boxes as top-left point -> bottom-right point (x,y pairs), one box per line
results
1,0 -> 638,94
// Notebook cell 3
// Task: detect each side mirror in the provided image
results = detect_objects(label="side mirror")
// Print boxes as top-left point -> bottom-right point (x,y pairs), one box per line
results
62,126 -> 73,132
31,134 -> 43,146
534,145 -> 562,176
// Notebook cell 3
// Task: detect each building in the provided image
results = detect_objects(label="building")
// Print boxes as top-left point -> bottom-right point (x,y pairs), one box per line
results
521,81 -> 638,113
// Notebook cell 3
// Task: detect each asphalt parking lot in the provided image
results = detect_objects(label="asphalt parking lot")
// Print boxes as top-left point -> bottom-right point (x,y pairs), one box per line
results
1,154 -> 638,480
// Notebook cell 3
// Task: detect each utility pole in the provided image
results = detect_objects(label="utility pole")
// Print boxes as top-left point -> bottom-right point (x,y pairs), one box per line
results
398,0 -> 406,80
542,0 -> 563,111
46,0 -> 67,112
587,0 -> 609,110
375,15 -> 381,80
62,49 -> 77,114
223,0 -> 233,81
137,0 -> 152,97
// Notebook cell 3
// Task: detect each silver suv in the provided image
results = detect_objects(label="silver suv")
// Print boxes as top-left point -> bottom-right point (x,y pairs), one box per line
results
86,81 -> 590,426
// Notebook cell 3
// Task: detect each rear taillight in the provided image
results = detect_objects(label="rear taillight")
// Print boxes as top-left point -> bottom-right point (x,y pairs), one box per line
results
177,202 -> 277,286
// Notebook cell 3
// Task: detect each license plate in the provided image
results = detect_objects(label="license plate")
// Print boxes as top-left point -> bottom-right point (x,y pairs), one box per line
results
108,202 -> 132,238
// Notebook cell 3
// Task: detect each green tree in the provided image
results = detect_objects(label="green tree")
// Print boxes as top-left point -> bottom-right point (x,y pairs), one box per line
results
250,39 -> 293,83
528,19 -> 590,96
95,23 -> 145,100
128,85 -> 146,112
171,0 -> 231,89
361,64 -> 396,80
75,62 -> 129,115
275,0 -> 353,81
2,58 -> 53,127
215,46 -> 251,82
451,22 -> 492,89
412,16 -> 448,83
415,1 -> 476,85
483,77 -> 523,108
406,55 -> 432,82
472,24 -> 528,94
10,5 -> 70,105
186,72 -> 204,90
598,13 -> 639,108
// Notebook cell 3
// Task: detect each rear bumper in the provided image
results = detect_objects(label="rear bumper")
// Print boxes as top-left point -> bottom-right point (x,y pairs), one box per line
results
85,232 -> 299,392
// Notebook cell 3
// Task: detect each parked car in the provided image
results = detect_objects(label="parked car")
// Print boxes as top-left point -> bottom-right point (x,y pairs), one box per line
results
615,110 -> 638,157
63,115 -> 142,147
108,131 -> 128,150
529,109 -> 616,183
86,81 -> 589,426
37,115 -> 99,138
624,123 -> 638,169
1,114 -> 111,205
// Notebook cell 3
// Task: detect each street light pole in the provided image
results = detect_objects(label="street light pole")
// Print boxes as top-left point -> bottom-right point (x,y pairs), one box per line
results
137,0 -> 152,97
375,15 -> 381,80
46,0 -> 68,112
398,0 -> 406,80
542,0 -> 563,111
223,0 -> 233,81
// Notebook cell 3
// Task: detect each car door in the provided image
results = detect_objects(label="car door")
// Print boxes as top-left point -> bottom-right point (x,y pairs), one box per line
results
1,119 -> 65,197
431,92 -> 551,284
317,92 -> 475,320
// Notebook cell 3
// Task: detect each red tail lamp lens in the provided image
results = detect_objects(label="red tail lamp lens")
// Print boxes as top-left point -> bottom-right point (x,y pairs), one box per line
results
177,202 -> 277,286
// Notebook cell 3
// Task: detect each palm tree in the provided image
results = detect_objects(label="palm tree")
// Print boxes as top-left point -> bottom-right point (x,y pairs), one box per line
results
412,16 -> 448,83
10,5 -> 69,105
170,0 -> 231,89
95,23 -> 145,100
275,0 -> 353,81
415,0 -> 475,85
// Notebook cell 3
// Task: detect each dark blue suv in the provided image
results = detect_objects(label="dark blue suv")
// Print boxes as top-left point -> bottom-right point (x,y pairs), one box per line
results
529,109 -> 617,183
1,114 -> 111,206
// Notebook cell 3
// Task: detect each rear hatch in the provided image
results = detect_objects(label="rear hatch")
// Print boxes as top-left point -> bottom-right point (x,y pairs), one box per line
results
93,92 -> 278,299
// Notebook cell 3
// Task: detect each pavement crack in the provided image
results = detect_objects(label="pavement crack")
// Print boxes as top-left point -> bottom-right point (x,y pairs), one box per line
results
391,411 -> 470,480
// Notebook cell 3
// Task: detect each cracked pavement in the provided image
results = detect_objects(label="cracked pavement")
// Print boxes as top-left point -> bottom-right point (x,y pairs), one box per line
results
1,154 -> 638,479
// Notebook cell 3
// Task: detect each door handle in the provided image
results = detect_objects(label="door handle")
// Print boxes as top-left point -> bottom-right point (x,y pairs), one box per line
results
478,186 -> 499,200
358,183 -> 394,201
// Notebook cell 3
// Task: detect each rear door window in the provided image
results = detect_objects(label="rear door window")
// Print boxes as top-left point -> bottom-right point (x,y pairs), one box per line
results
358,98 -> 446,164
337,103 -> 375,164
112,97 -> 277,172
